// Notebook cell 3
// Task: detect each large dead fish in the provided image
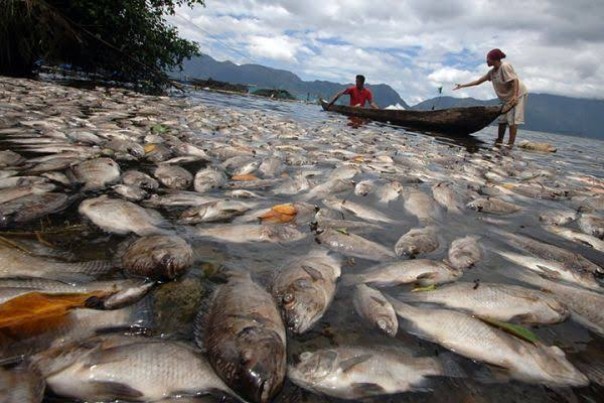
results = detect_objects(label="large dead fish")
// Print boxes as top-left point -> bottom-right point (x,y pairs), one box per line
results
322,196 -> 395,223
353,284 -> 398,336
288,346 -> 451,399
79,195 -> 169,236
447,235 -> 483,270
315,228 -> 396,262
196,272 -> 286,403
394,226 -> 439,257
342,259 -> 461,287
467,197 -> 521,215
194,223 -> 307,244
71,157 -> 120,191
397,281 -> 569,325
35,336 -> 234,402
270,249 -> 341,333
388,298 -> 588,387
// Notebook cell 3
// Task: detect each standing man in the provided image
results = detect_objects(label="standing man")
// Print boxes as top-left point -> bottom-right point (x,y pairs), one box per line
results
454,49 -> 528,146
327,75 -> 379,109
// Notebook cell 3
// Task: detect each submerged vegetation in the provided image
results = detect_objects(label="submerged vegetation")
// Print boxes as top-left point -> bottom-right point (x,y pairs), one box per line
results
0,0 -> 205,91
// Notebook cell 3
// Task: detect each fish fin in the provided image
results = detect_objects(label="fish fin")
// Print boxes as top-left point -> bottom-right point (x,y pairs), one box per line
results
535,264 -> 561,278
339,354 -> 373,373
300,264 -> 324,281
350,382 -> 387,397
88,380 -> 144,399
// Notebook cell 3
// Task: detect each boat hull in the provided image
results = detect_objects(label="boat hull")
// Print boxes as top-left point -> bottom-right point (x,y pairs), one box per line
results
320,100 -> 502,136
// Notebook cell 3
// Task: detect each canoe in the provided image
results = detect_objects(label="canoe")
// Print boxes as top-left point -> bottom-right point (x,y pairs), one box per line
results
320,99 -> 503,136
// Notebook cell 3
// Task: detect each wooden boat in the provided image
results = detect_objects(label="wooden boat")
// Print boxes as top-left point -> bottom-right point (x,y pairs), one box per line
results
320,99 -> 503,136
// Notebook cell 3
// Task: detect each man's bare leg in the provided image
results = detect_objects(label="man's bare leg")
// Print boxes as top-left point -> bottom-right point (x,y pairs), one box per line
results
495,124 -> 507,145
508,125 -> 517,146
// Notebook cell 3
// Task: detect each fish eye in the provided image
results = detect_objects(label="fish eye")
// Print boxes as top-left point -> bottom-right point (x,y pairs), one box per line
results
282,293 -> 295,304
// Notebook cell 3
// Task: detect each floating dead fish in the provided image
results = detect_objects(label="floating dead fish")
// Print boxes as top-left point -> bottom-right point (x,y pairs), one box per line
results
71,157 -> 120,191
447,235 -> 482,270
342,259 -> 461,287
0,192 -> 72,228
394,226 -> 439,257
467,197 -> 521,215
154,164 -> 193,190
121,170 -> 159,191
315,228 -> 396,262
194,223 -> 307,244
353,284 -> 398,336
119,235 -> 193,280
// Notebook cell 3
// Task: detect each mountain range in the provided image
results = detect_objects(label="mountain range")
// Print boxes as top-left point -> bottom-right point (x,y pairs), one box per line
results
175,54 -> 604,140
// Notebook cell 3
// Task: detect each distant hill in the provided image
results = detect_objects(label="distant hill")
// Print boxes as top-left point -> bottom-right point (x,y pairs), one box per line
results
413,95 -> 604,140
175,54 -> 410,109
176,54 -> 604,140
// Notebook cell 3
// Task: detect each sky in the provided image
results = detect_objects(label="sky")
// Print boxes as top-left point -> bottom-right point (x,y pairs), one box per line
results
168,0 -> 604,106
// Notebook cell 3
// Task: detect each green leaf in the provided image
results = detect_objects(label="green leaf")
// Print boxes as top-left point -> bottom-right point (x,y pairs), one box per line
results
479,317 -> 539,344
335,228 -> 349,235
151,124 -> 168,134
411,284 -> 437,292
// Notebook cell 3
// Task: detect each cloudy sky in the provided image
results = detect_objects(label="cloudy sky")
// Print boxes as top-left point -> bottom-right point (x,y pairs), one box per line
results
169,0 -> 604,105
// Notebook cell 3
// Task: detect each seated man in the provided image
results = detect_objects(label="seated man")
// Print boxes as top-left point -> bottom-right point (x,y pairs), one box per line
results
328,75 -> 379,109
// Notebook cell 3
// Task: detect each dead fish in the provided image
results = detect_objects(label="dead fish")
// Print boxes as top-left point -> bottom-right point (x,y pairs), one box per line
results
154,164 -> 193,190
270,249 -> 341,333
145,143 -> 174,163
112,184 -> 148,202
0,363 -> 45,403
105,139 -> 145,158
353,284 -> 398,336
512,269 -> 604,337
0,192 -> 72,228
354,180 -> 375,196
0,183 -> 56,205
447,235 -> 482,270
375,181 -> 403,204
539,209 -> 577,226
37,336 -> 232,402
394,226 -> 439,257
0,299 -> 153,361
288,346 -> 448,400
467,197 -> 521,215
578,213 -> 604,239
431,181 -> 464,214
121,170 -> 159,191
258,157 -> 284,178
388,298 -> 588,387
119,235 -> 193,280
493,229 -> 604,291
342,259 -> 461,287
0,150 -> 26,167
194,223 -> 307,244
79,195 -> 169,236
315,228 -> 396,262
518,140 -> 557,153
398,281 -> 569,325
302,179 -> 355,201
179,200 -> 253,224
542,225 -> 604,252
194,168 -> 227,193
72,157 -> 120,191
323,196 -> 395,223
66,130 -> 103,145
196,271 -> 286,403
143,191 -> 218,208
402,188 -> 441,222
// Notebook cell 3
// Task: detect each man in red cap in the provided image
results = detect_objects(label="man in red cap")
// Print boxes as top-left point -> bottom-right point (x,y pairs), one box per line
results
454,49 -> 528,146
327,75 -> 379,109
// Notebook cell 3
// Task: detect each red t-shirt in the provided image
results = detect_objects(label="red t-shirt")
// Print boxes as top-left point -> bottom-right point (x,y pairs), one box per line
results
343,86 -> 373,107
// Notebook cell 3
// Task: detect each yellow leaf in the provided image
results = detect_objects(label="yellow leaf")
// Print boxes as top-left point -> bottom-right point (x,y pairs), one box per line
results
0,291 -> 106,329
144,143 -> 157,154
272,203 -> 297,215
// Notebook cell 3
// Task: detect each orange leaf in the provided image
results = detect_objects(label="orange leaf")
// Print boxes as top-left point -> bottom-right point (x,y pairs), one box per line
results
232,174 -> 259,181
271,203 -> 297,215
0,291 -> 106,329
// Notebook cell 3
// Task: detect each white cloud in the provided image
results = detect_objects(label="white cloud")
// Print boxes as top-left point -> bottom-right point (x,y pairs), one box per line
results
169,0 -> 604,104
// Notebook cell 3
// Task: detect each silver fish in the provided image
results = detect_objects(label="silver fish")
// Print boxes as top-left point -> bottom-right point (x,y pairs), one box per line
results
179,200 -> 253,224
258,157 -> 284,178
288,346 -> 447,399
270,249 -> 341,333
375,181 -> 403,204
121,170 -> 159,190
431,181 -> 464,214
542,225 -> 604,252
354,179 -> 375,196
447,235 -> 482,270
112,184 -> 148,201
154,164 -> 193,190
323,196 -> 395,223
302,179 -> 355,201
72,157 -> 120,191
143,191 -> 218,208
315,228 -> 396,262
194,223 -> 307,244
0,183 -> 56,205
197,272 -> 286,403
119,235 -> 193,280
538,209 -> 577,226
493,229 -> 604,290
467,197 -> 521,215
79,195 -> 168,236
402,188 -> 441,222
194,168 -> 227,193
37,336 -> 232,402
342,259 -> 461,287
353,284 -> 398,336
394,226 -> 439,257
389,298 -> 588,387
398,281 -> 569,325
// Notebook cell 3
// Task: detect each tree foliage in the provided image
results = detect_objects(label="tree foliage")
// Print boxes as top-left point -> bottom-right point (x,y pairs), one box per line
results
0,0 -> 204,90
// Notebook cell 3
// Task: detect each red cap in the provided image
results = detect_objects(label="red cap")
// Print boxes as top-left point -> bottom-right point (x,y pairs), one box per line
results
487,48 -> 506,61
